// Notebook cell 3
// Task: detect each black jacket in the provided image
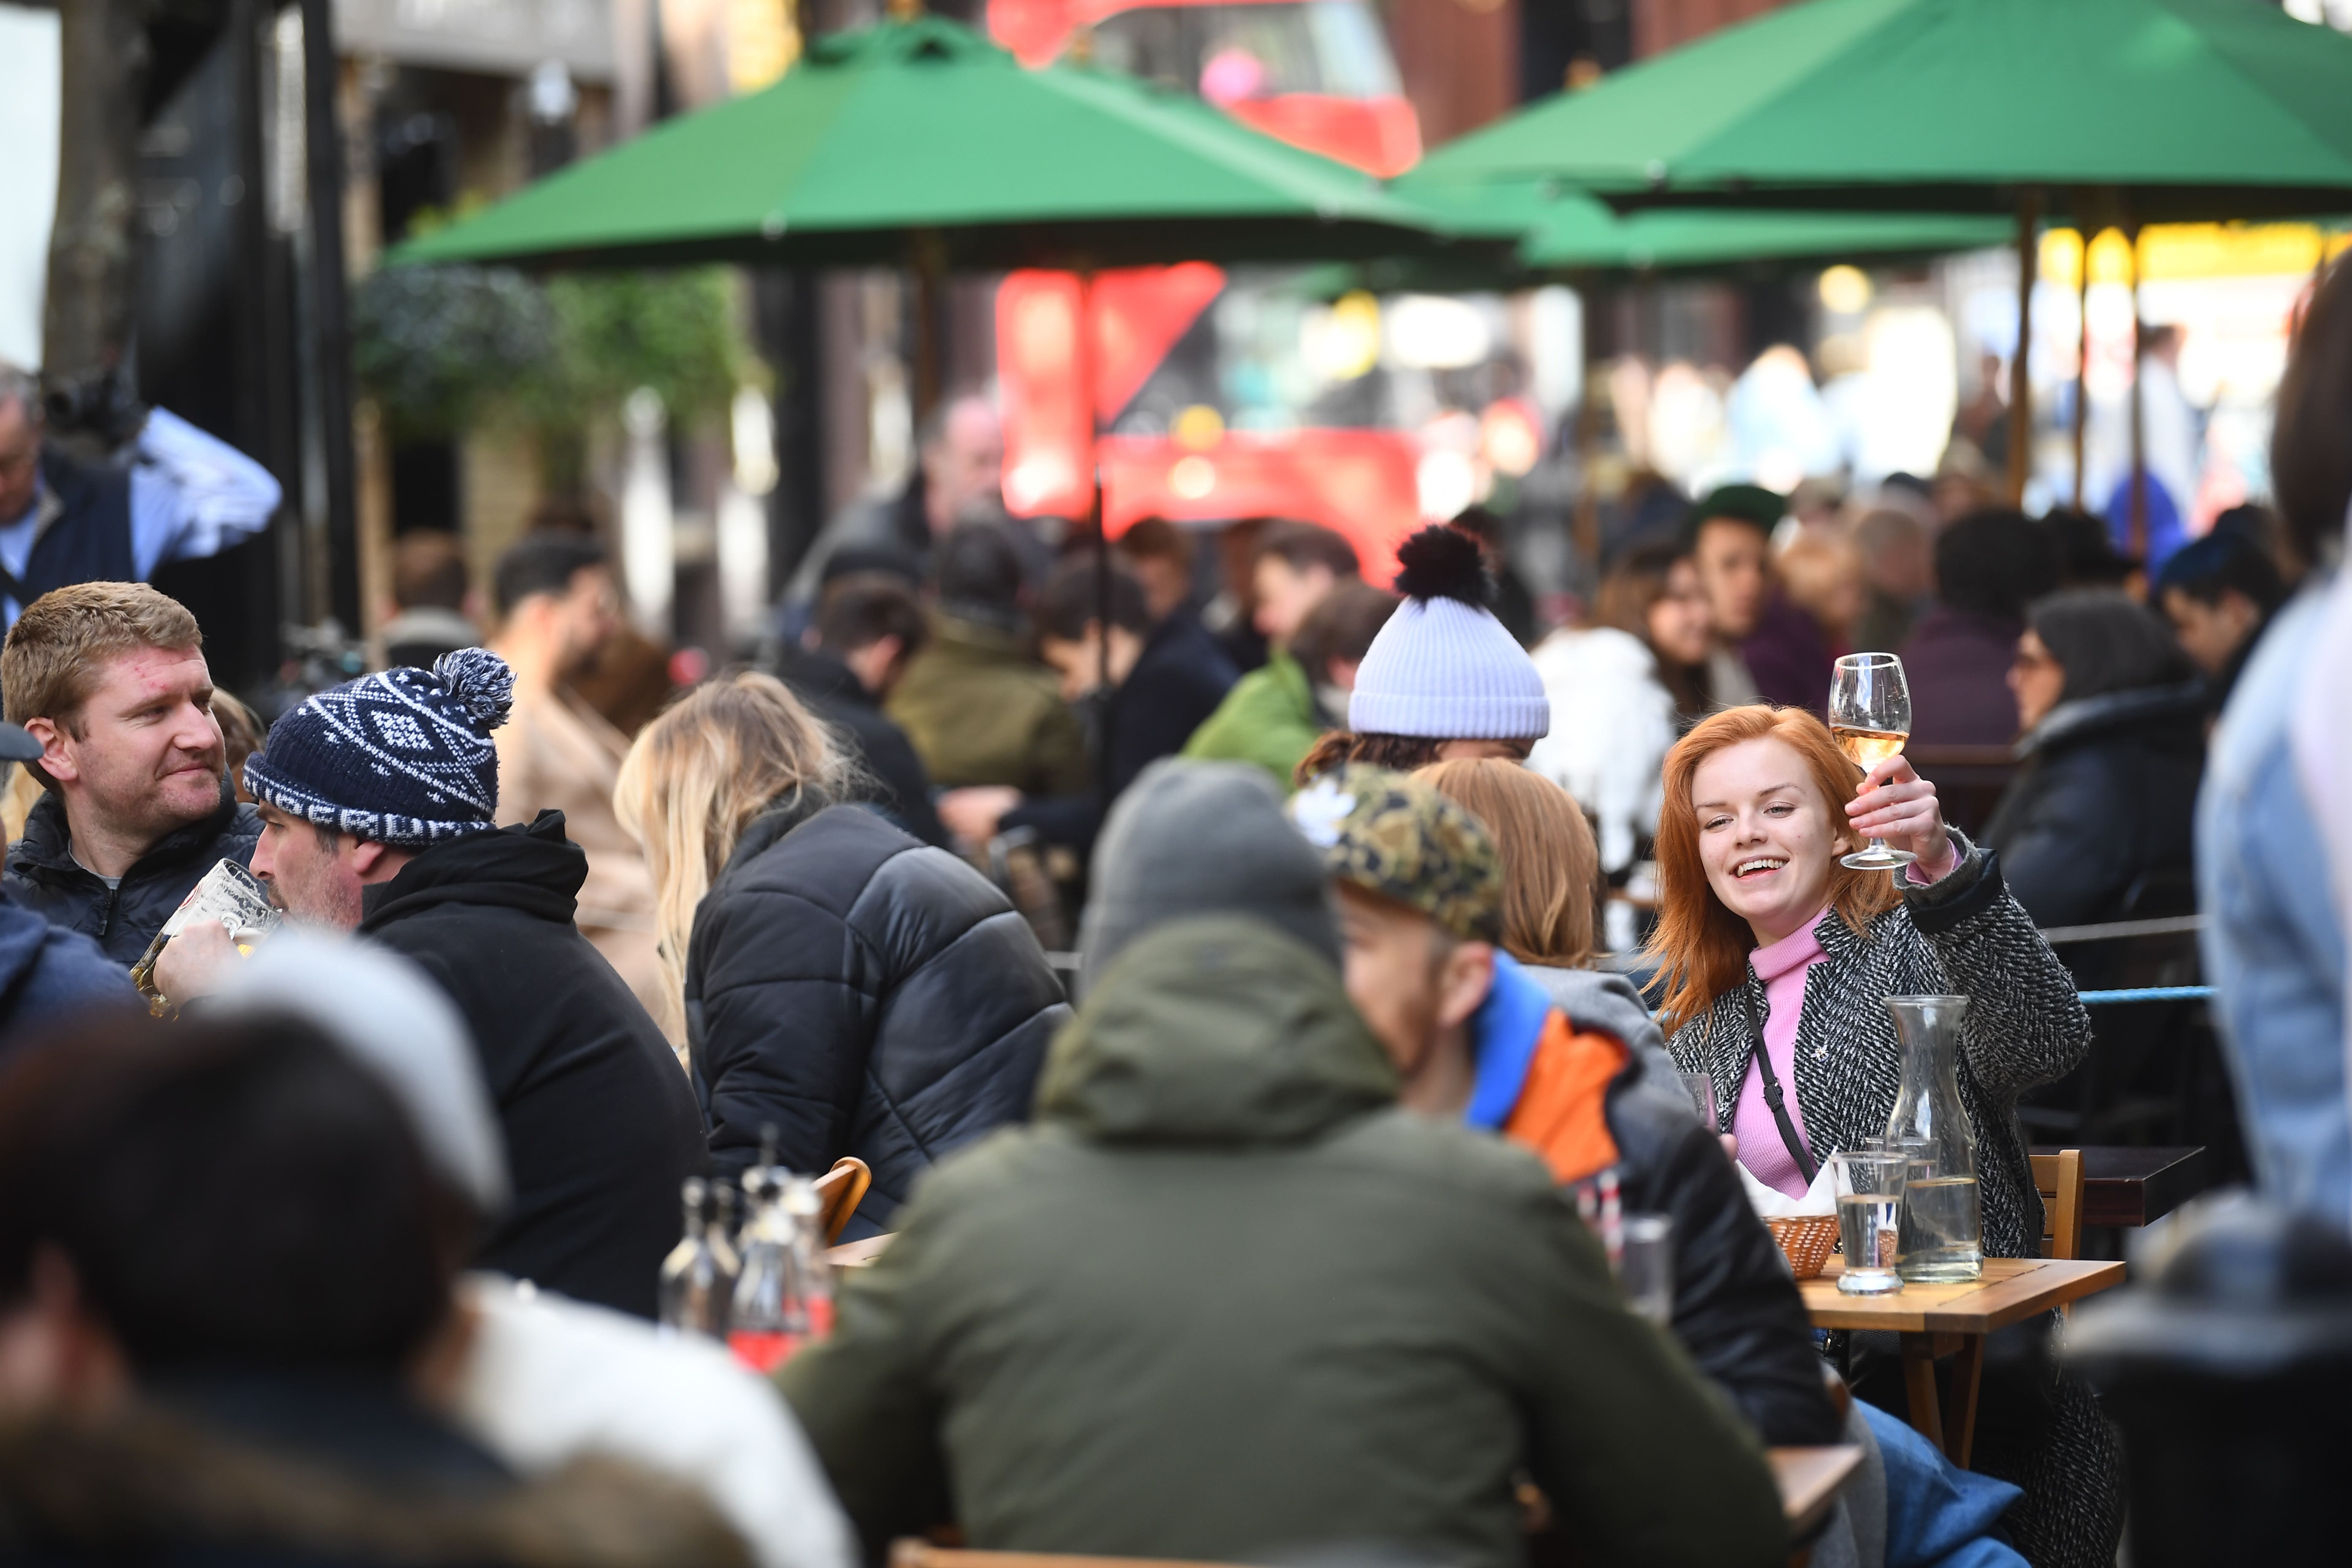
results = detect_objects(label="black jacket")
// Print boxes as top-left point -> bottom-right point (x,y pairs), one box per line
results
767,642 -> 952,848
1982,684 -> 2205,928
1002,611 -> 1237,849
686,792 -> 1068,1234
5,779 -> 260,964
358,813 -> 703,1319
1524,965 -> 1841,1448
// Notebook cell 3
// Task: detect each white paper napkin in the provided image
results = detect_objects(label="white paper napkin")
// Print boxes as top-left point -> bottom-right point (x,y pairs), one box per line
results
1737,1156 -> 1839,1218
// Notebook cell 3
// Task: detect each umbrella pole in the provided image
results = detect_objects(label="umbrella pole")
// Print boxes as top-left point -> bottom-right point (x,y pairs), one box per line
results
1569,272 -> 1600,593
1081,267 -> 1117,807
2005,189 -> 2040,507
2072,206 -> 2091,512
912,229 -> 945,430
2126,221 -> 2147,560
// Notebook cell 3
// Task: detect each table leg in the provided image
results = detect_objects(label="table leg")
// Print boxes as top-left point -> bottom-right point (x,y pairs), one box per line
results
1943,1334 -> 1985,1468
1898,1333 -> 1946,1456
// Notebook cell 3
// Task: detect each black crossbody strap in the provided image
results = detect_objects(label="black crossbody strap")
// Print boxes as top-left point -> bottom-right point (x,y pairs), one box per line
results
1742,982 -> 1818,1186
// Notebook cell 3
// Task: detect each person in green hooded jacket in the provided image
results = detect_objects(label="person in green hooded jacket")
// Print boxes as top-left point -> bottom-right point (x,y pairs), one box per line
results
1182,578 -> 1396,792
779,758 -> 1786,1568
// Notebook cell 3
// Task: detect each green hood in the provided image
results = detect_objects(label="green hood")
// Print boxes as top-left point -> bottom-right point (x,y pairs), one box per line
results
1037,914 -> 1397,1145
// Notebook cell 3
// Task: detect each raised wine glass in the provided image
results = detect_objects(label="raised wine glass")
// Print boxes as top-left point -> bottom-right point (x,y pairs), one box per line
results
1829,651 -> 1916,871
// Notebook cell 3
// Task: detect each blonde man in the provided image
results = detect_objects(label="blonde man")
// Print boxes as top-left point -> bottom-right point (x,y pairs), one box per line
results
2,581 -> 259,964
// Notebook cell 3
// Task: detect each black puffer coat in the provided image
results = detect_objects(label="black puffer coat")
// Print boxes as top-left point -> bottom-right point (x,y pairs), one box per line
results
6,779 -> 260,964
1525,964 -> 1840,1448
1981,683 -> 2204,928
359,813 -> 704,1319
686,792 -> 1068,1235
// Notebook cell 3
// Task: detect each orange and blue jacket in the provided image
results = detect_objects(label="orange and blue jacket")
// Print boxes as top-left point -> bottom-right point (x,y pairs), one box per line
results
1464,951 -> 1632,1187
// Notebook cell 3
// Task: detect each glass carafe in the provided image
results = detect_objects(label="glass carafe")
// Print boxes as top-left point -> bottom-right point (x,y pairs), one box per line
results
1883,995 -> 1983,1282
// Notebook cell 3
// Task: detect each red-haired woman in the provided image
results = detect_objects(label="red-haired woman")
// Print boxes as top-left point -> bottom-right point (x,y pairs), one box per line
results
1652,703 -> 2112,1568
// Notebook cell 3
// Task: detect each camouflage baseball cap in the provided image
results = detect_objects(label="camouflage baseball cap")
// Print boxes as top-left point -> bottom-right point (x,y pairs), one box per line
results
1286,764 -> 1503,944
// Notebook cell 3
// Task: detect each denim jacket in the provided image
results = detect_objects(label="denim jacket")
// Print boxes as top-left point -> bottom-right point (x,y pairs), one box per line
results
2199,583 -> 2349,1221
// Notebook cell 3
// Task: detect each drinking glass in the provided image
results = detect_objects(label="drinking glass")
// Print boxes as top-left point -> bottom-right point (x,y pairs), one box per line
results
1679,1069 -> 1716,1128
1830,1147 -> 1908,1296
1829,651 -> 1916,871
1615,1213 -> 1674,1326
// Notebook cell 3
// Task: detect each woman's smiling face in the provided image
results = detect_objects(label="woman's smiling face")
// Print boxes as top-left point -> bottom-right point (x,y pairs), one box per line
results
1690,735 -> 1849,946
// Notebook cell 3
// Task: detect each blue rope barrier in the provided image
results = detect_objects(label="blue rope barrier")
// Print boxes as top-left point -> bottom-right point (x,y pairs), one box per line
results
2076,985 -> 2216,1004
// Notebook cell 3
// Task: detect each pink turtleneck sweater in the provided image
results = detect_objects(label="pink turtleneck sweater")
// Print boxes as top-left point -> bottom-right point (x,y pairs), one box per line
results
1732,909 -> 1832,1199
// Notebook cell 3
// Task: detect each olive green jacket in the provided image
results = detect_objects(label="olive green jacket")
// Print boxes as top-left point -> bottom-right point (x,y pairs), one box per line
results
781,917 -> 1785,1568
1179,646 -> 1324,792
885,613 -> 1089,795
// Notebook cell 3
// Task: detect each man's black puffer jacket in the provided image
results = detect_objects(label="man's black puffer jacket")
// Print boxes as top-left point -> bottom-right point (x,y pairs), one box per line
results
686,790 -> 1068,1236
1525,965 -> 1842,1448
6,778 -> 260,964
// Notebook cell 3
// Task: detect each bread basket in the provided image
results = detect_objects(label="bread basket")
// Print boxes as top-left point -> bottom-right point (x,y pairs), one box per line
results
1766,1214 -> 1841,1280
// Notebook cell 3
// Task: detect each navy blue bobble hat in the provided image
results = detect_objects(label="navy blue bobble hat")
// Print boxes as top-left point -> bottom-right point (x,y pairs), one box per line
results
243,648 -> 514,847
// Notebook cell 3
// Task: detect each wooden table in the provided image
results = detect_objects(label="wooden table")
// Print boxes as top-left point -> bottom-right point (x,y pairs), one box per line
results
825,1233 -> 894,1269
2032,1144 -> 2209,1228
1800,1256 -> 2124,1468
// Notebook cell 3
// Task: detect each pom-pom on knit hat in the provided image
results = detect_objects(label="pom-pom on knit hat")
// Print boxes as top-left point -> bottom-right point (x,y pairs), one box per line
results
1347,525 -> 1550,740
243,648 -> 514,847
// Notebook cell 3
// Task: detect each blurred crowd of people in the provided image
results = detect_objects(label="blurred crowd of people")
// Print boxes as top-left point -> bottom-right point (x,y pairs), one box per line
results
1519,474 -> 2287,943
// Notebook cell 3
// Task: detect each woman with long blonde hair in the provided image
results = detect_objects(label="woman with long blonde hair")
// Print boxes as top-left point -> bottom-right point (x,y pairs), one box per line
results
615,670 -> 1067,1231
1650,703 -> 2113,1568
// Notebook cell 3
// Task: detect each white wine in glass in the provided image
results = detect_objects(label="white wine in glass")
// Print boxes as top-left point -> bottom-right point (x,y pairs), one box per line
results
1829,652 -> 1916,871
1833,727 -> 1908,769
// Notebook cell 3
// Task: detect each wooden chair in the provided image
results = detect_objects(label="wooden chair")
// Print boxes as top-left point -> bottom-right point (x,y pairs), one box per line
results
896,1445 -> 1866,1568
2030,1148 -> 2085,1261
893,1547 -> 1237,1568
814,1156 -> 872,1244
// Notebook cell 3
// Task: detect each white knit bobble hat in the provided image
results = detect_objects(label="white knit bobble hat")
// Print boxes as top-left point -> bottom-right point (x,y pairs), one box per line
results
1347,527 -> 1551,740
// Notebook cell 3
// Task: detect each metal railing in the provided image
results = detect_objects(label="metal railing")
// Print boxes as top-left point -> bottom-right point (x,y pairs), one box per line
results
2039,914 -> 2205,944
1048,920 -> 2218,1006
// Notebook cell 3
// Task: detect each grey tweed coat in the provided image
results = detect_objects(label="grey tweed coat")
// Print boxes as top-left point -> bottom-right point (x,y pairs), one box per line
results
1670,834 -> 2120,1568
1666,832 -> 2092,1261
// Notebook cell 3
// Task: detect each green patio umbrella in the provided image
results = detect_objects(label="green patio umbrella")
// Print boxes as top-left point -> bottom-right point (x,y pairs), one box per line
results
395,15 -> 1507,796
1520,194 -> 2006,272
393,15 -> 1503,274
1407,0 -> 2352,221
1291,184 -> 2006,295
1404,0 -> 2352,505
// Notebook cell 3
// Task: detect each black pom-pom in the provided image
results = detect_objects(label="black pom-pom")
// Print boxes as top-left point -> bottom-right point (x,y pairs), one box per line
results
1392,525 -> 1493,607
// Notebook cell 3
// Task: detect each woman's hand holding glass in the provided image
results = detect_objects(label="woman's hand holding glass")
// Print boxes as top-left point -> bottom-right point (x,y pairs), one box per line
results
1843,757 -> 1956,882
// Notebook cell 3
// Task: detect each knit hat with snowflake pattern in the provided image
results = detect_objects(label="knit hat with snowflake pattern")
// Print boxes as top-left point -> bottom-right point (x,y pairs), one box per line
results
243,649 -> 514,847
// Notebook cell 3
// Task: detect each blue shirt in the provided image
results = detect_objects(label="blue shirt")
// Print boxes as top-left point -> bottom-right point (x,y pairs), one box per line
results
0,408 -> 280,628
